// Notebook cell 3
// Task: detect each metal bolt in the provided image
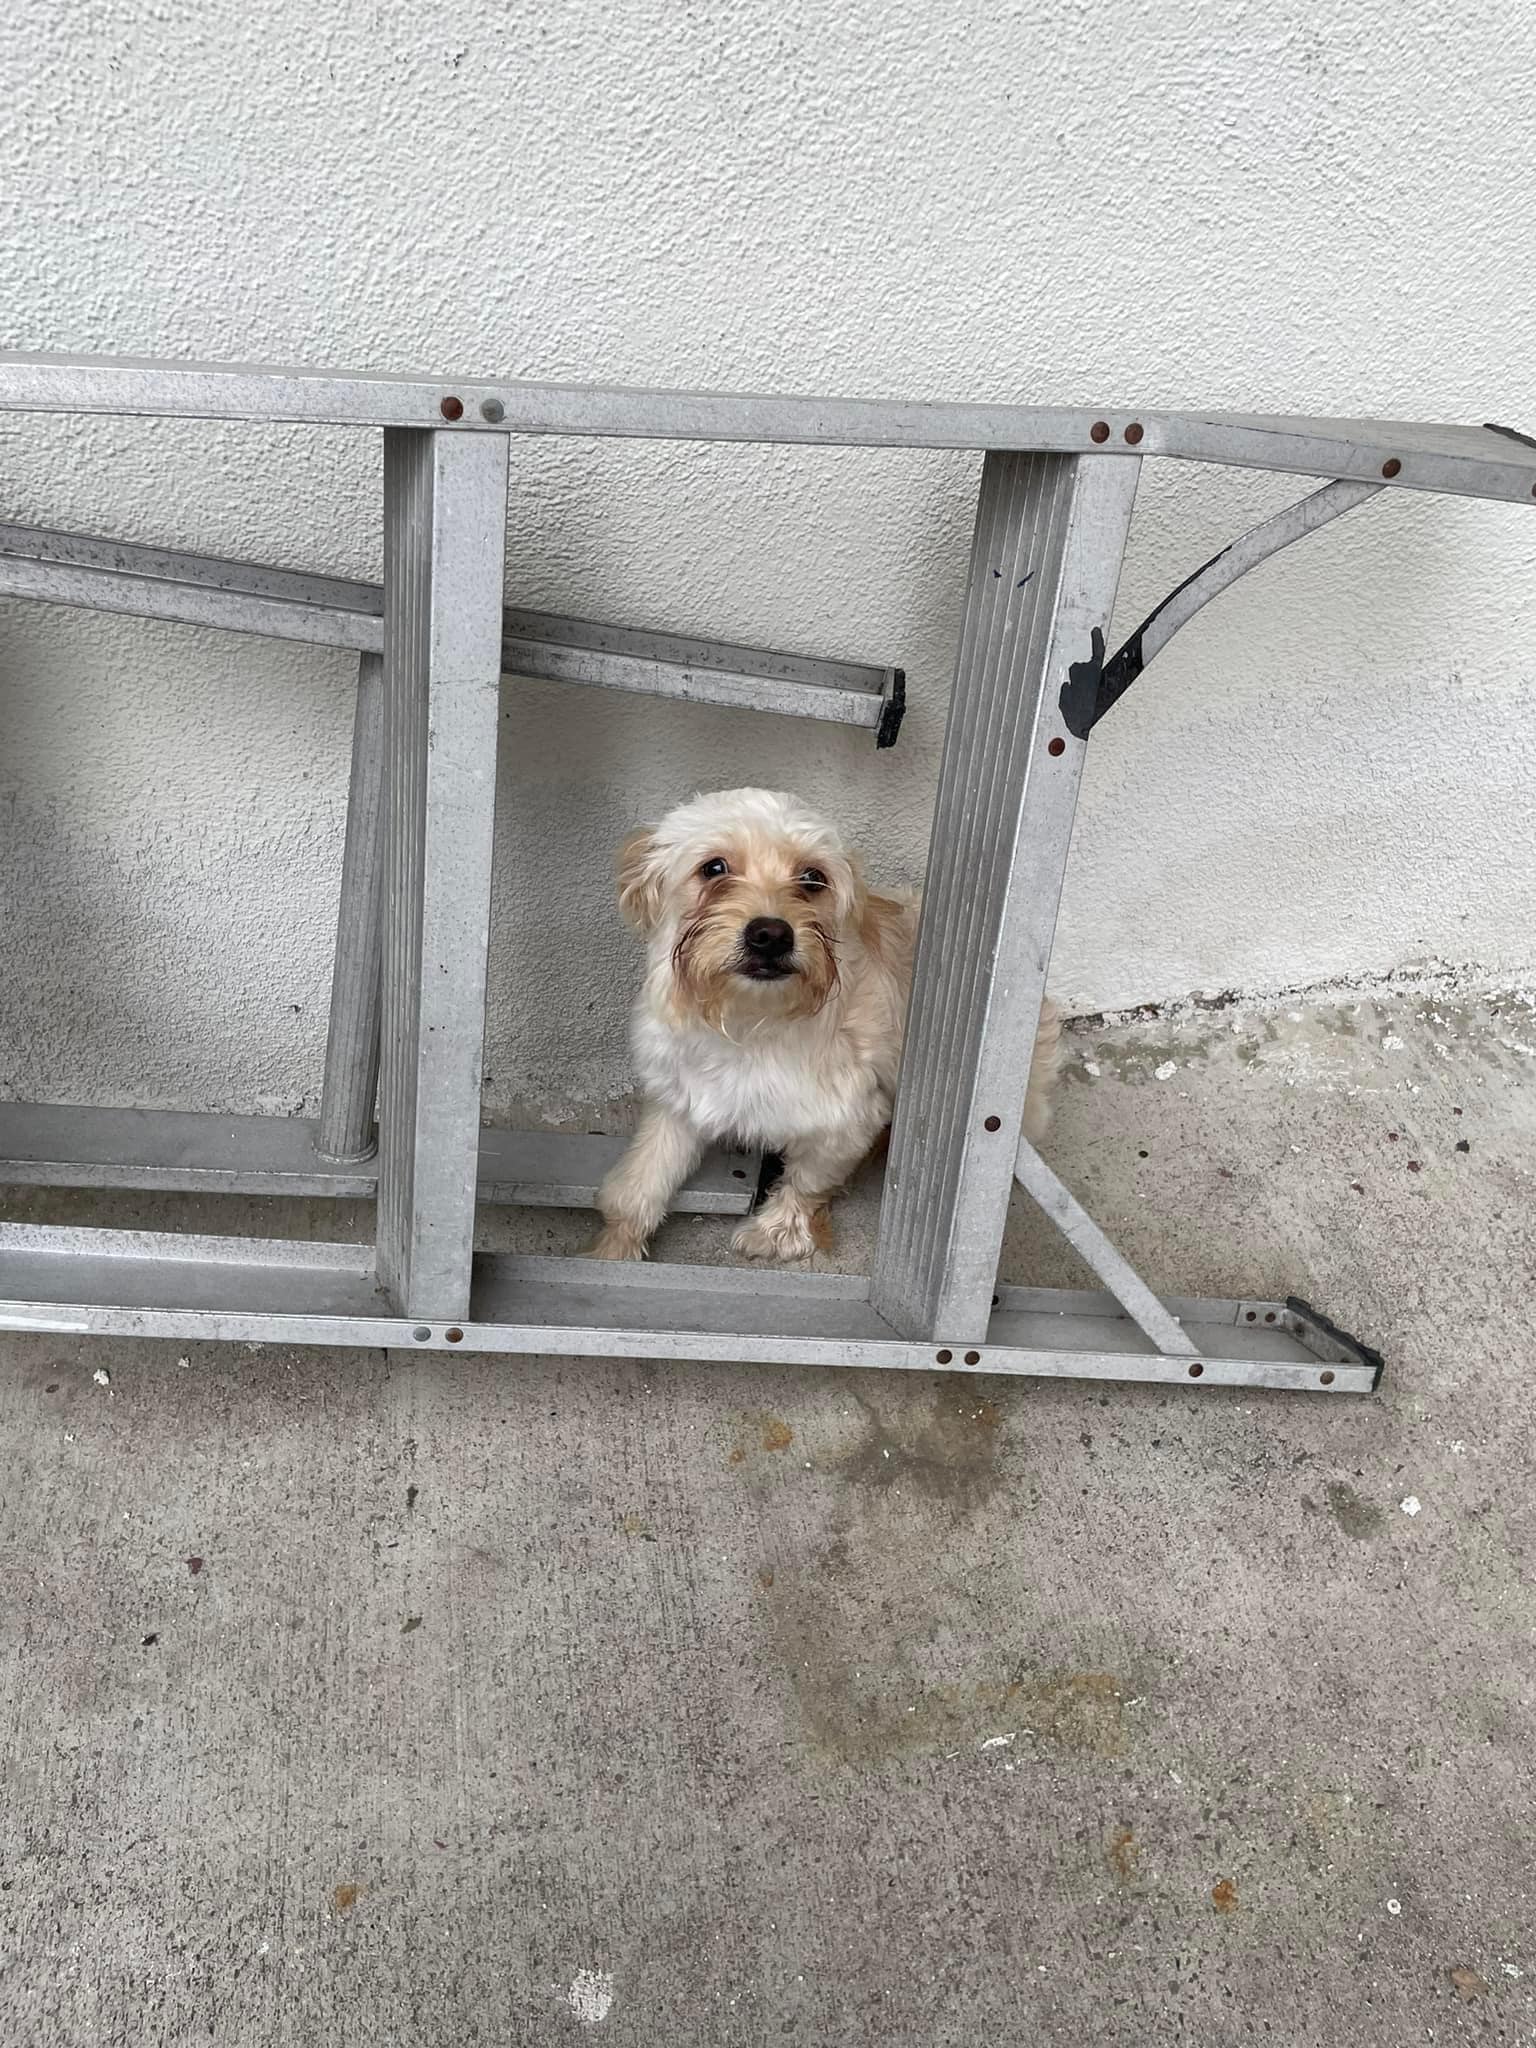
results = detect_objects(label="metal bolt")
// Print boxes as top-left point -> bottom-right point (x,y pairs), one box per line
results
1320,1370 -> 1336,1386
1124,422 -> 1144,445
1047,736 -> 1066,757
479,397 -> 505,423
445,1326 -> 464,1343
439,395 -> 464,421
983,1115 -> 1002,1132
1381,458 -> 1401,478
1187,1361 -> 1204,1377
936,1349 -> 953,1364
964,1350 -> 981,1366
1090,420 -> 1111,444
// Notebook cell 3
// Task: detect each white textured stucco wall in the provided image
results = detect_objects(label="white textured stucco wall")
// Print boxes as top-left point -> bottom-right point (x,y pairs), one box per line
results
3,0 -> 1535,1116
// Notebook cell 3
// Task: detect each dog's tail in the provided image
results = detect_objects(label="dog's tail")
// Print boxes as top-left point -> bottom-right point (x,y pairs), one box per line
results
1022,997 -> 1064,1144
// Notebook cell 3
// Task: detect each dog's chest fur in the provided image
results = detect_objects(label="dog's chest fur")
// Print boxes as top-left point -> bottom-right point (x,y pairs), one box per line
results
632,1004 -> 890,1149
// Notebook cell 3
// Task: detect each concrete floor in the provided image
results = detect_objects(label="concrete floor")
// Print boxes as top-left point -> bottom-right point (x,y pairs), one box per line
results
2,986 -> 1535,2046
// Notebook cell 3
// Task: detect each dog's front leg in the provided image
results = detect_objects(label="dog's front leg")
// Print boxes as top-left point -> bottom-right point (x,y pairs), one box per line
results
732,1119 -> 880,1263
588,1101 -> 702,1261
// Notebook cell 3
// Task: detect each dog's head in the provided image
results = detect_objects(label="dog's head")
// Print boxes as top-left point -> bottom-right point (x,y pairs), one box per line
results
616,787 -> 862,1026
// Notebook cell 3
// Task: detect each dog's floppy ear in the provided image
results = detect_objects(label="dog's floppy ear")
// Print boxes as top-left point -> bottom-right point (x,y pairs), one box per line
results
616,828 -> 667,932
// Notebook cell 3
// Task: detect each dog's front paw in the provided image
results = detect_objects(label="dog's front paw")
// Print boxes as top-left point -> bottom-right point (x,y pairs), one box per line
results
732,1203 -> 827,1263
585,1222 -> 649,1262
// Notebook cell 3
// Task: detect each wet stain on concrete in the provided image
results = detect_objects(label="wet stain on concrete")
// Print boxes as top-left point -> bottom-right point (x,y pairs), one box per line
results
769,1613 -> 1134,1767
833,1382 -> 1003,1514
1323,1481 -> 1385,1540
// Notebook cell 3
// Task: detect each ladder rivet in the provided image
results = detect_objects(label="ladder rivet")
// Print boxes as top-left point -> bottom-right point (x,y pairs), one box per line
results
983,1115 -> 1002,1131
412,1325 -> 432,1342
964,1350 -> 981,1365
1381,458 -> 1401,478
936,1349 -> 953,1364
1124,422 -> 1144,445
1320,1370 -> 1336,1385
1047,736 -> 1066,757
1188,1362 -> 1204,1377
1090,420 -> 1111,443
479,398 -> 505,423
439,395 -> 465,421
445,1326 -> 464,1343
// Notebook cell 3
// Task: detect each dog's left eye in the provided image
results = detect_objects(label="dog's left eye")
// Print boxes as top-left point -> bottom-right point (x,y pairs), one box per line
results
799,867 -> 828,891
698,857 -> 729,880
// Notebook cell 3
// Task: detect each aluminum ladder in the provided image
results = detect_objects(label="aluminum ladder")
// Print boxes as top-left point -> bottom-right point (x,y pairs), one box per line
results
5,355 -> 1531,1392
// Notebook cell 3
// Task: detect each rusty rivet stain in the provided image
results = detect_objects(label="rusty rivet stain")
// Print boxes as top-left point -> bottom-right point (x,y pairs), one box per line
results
1188,1362 -> 1204,1378
1090,420 -> 1111,443
1107,1826 -> 1138,1881
445,1326 -> 464,1343
983,1115 -> 1002,1132
439,395 -> 464,421
1211,1877 -> 1238,1913
1381,458 -> 1401,478
1124,422 -> 1144,445
1320,1371 -> 1335,1385
936,1349 -> 953,1365
964,1350 -> 981,1366
1047,736 -> 1066,757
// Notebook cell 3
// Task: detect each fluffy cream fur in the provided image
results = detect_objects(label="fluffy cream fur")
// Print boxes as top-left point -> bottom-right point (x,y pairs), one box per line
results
589,786 -> 1061,1262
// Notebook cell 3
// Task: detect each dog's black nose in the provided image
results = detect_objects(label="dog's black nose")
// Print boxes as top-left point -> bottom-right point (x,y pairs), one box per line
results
743,917 -> 794,959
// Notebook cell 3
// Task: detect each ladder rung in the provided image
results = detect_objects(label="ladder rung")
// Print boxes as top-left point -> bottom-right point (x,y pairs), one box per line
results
0,521 -> 901,737
0,1102 -> 755,1213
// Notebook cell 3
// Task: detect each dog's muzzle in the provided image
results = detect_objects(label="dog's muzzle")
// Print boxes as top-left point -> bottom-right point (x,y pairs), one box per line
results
737,916 -> 796,980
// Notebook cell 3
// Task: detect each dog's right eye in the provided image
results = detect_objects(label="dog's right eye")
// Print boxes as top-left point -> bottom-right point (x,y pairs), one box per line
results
697,857 -> 729,880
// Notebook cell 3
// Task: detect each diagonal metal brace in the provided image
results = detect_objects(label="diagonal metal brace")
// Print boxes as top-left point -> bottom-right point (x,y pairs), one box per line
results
1060,476 -> 1384,737
1013,1136 -> 1199,1357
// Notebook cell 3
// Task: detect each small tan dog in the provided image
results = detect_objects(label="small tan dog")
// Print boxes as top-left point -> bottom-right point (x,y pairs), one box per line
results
590,787 -> 1061,1262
